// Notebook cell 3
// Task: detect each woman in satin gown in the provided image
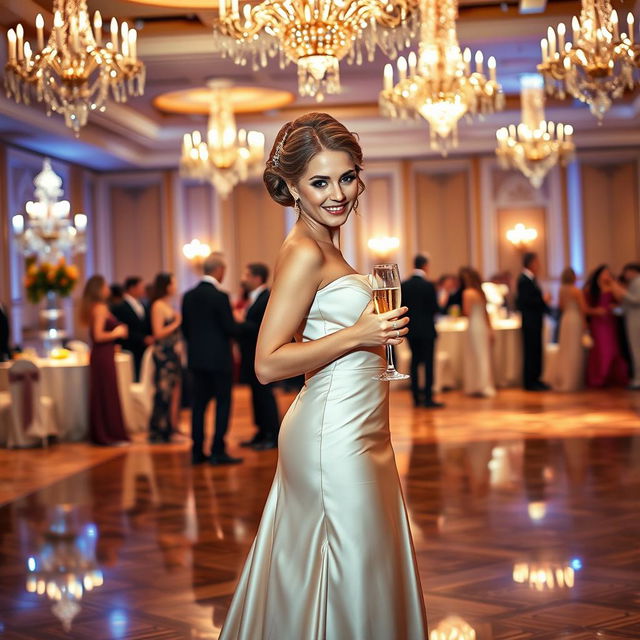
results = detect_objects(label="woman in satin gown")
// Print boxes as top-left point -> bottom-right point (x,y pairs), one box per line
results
219,113 -> 428,640
553,267 -> 587,392
460,267 -> 495,398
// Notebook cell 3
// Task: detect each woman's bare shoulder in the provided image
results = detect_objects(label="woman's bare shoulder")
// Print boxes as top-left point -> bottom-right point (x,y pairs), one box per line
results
275,233 -> 324,277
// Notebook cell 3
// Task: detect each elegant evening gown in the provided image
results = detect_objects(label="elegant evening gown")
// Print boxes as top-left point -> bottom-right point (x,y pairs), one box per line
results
149,317 -> 181,442
219,273 -> 428,640
463,302 -> 495,397
553,291 -> 585,392
587,292 -> 628,388
89,313 -> 129,445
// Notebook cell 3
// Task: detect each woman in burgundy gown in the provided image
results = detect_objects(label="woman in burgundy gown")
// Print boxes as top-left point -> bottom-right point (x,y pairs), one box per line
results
585,265 -> 628,388
80,275 -> 131,445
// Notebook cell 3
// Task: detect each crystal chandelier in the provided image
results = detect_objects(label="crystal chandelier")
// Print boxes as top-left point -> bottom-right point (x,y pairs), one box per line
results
4,0 -> 145,135
496,75 -> 575,189
379,0 -> 504,155
214,0 -> 417,101
180,81 -> 266,198
537,0 -> 640,120
12,159 -> 87,260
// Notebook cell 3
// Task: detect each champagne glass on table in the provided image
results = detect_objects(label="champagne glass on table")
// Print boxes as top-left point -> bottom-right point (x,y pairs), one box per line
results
371,263 -> 410,381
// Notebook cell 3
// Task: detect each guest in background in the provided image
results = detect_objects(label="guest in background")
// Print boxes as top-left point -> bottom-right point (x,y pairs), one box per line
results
112,276 -> 153,381
80,275 -> 130,446
108,283 -> 124,311
401,254 -> 444,408
516,252 -> 551,391
584,265 -> 628,388
182,253 -> 242,466
460,267 -> 495,397
613,264 -> 640,389
553,267 -> 587,392
0,302 -> 10,361
236,263 -> 280,450
148,273 -> 182,444
437,274 -> 461,314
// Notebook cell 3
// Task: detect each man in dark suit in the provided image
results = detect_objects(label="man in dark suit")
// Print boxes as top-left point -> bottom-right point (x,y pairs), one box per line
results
516,252 -> 551,391
236,263 -> 280,450
401,254 -> 444,408
0,302 -> 11,361
112,276 -> 152,381
182,253 -> 243,466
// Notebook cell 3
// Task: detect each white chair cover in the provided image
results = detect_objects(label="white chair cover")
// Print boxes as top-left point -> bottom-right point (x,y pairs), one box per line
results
128,346 -> 156,432
0,360 -> 58,448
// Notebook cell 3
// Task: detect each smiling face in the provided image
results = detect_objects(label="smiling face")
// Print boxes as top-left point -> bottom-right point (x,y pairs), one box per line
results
287,149 -> 360,229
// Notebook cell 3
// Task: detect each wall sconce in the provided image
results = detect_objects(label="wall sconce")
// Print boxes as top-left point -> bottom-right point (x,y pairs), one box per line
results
367,236 -> 400,257
506,223 -> 538,250
182,238 -> 211,262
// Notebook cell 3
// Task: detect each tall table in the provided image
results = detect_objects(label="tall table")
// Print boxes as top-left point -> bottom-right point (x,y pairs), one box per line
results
0,352 -> 135,441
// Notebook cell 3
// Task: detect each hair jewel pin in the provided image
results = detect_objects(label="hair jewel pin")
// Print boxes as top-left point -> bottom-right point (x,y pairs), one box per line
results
272,131 -> 289,168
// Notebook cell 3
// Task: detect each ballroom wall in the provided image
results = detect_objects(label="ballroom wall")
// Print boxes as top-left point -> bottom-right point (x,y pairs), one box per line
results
1,141 -> 639,344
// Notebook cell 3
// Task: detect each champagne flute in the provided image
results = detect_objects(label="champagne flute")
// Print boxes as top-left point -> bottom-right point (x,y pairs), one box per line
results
371,263 -> 409,381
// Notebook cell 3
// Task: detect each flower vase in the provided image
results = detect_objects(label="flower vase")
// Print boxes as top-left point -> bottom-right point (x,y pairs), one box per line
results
40,291 -> 66,355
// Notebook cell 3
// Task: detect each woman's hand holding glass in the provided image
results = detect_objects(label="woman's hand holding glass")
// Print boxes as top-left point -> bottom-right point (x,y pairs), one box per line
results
352,301 -> 409,347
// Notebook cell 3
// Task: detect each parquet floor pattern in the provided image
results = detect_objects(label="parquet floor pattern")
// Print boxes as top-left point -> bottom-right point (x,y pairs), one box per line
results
0,387 -> 638,639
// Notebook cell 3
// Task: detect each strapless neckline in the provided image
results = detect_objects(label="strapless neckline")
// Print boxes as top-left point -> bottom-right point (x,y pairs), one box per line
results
317,273 -> 368,293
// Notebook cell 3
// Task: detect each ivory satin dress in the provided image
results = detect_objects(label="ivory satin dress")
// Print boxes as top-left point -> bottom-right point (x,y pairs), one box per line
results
219,273 -> 428,640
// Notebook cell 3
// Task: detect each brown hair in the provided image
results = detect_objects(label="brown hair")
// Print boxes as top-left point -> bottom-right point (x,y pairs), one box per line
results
459,267 -> 486,301
80,274 -> 106,326
561,266 -> 577,285
263,112 -> 365,207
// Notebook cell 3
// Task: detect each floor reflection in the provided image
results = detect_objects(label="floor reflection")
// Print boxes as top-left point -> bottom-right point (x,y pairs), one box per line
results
0,389 -> 638,639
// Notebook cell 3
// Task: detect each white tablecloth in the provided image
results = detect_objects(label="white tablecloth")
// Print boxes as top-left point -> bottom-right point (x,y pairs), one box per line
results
0,352 -> 134,441
397,316 -> 523,390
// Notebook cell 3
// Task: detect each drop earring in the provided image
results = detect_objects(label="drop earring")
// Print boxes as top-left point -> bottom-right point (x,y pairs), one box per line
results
295,198 -> 302,216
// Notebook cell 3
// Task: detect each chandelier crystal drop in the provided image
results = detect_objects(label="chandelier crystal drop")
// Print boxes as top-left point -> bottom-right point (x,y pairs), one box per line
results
496,75 -> 575,189
214,0 -> 418,102
379,0 -> 504,156
180,82 -> 266,198
4,0 -> 145,135
537,0 -> 640,120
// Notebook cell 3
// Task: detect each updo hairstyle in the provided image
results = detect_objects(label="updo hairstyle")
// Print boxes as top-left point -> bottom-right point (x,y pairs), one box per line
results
263,112 -> 365,207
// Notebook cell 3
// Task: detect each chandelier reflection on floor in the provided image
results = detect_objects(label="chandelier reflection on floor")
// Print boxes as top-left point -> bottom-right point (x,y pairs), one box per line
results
513,561 -> 576,591
379,0 -> 504,155
26,505 -> 104,632
537,0 -> 640,120
496,75 -> 575,189
429,615 -> 476,640
214,0 -> 417,102
180,82 -> 265,198
4,0 -> 145,135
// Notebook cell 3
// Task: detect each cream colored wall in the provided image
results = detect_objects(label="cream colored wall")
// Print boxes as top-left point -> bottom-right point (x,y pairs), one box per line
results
581,156 -> 640,275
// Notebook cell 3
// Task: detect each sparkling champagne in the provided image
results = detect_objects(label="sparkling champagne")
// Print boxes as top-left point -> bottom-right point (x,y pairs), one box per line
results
373,287 -> 401,314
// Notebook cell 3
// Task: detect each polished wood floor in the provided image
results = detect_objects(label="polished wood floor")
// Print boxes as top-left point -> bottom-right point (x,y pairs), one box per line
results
0,386 -> 639,639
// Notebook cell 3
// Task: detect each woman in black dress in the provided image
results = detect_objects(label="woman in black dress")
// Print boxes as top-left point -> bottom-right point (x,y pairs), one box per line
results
148,273 -> 182,443
80,275 -> 130,445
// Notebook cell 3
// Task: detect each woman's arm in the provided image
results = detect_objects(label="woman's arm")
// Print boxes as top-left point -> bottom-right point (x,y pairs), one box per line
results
152,301 -> 181,340
92,304 -> 126,343
255,239 -> 409,384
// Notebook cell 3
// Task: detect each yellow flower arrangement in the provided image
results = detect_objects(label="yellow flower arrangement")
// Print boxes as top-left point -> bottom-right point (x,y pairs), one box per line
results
24,256 -> 79,303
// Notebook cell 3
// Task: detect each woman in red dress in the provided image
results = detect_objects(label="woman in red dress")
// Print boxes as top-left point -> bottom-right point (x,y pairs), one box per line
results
80,275 -> 130,445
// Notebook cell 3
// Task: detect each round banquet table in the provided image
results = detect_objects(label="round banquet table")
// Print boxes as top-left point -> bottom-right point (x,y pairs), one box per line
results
0,351 -> 135,442
396,315 -> 523,390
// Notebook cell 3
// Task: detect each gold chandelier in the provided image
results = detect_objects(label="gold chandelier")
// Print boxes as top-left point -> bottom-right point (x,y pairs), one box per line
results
180,81 -> 265,198
4,0 -> 145,135
379,0 -> 504,155
537,0 -> 640,120
214,0 -> 417,101
496,75 -> 575,189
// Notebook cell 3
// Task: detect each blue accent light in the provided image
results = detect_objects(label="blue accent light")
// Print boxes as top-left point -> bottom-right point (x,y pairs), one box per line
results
570,557 -> 583,571
109,609 -> 129,639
